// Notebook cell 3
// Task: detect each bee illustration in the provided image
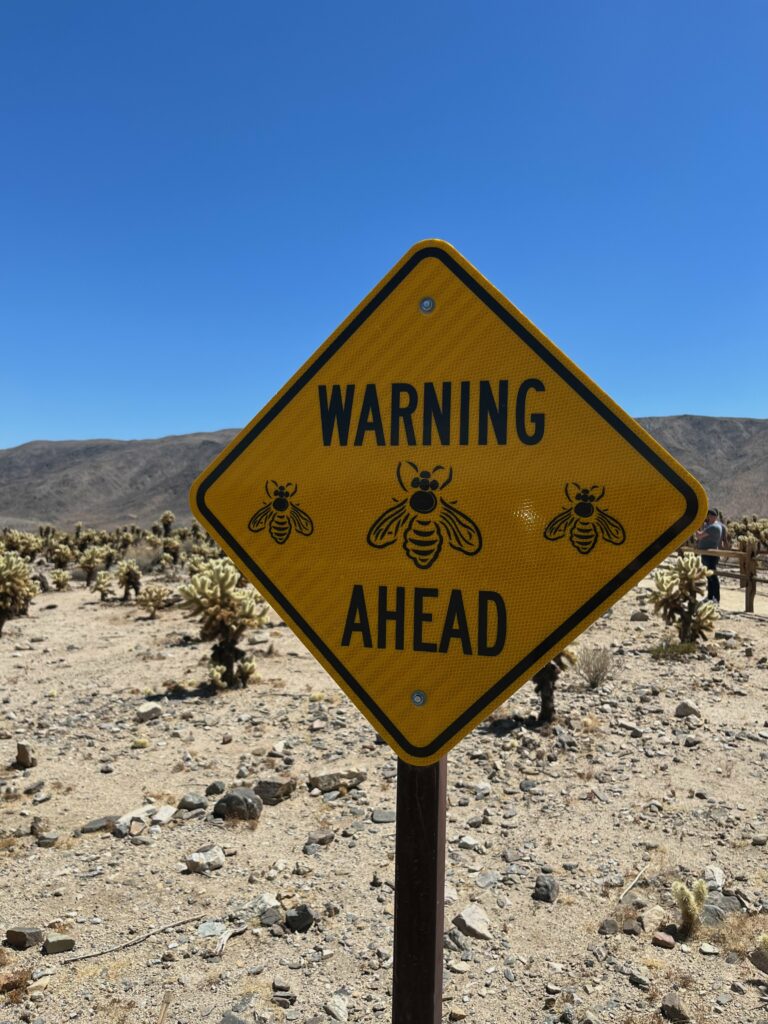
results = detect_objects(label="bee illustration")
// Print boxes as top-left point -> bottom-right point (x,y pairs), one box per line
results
248,481 -> 314,545
543,483 -> 626,555
367,462 -> 482,569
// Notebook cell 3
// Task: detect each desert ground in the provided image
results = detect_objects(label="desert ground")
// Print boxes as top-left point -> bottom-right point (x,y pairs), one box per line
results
1,571 -> 767,1024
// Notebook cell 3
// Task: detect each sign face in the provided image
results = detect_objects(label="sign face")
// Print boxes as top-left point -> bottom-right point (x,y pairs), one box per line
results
190,240 -> 706,765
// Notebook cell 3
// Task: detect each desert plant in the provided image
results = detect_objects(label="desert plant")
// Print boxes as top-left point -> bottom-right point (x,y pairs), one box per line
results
650,552 -> 717,643
577,646 -> 612,688
2,529 -> 42,560
79,546 -> 105,586
533,649 -> 575,726
0,551 -> 39,636
180,560 -> 266,688
162,537 -> 181,564
136,583 -> 171,619
49,543 -> 73,569
160,510 -> 176,536
672,878 -> 708,938
116,559 -> 142,601
91,571 -> 115,601
51,569 -> 70,591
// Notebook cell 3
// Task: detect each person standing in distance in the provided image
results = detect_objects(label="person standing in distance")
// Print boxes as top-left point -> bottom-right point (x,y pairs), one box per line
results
695,509 -> 723,603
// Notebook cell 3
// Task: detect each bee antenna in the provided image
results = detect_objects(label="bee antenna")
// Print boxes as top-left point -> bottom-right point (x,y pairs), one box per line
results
397,461 -> 418,491
438,466 -> 453,489
593,486 -> 605,502
286,482 -> 297,496
565,482 -> 579,503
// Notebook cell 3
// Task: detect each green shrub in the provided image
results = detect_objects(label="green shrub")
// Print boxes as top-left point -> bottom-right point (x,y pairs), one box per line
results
116,559 -> 142,601
51,569 -> 70,592
650,552 -> 717,643
0,551 -> 39,636
672,878 -> 708,938
136,583 -> 171,619
180,561 -> 266,689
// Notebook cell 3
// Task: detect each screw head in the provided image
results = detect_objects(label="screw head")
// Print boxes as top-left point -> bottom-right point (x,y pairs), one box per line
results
411,690 -> 427,707
419,297 -> 435,314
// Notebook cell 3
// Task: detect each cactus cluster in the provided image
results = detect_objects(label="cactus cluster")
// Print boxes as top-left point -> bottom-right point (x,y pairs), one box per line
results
671,878 -> 708,938
729,515 -> 768,551
0,550 -> 40,635
137,583 -> 171,619
650,551 -> 717,643
116,560 -> 142,601
180,560 -> 266,688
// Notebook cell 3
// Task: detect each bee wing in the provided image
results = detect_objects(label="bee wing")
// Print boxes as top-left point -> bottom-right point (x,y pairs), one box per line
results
367,499 -> 409,548
248,502 -> 274,533
544,508 -> 575,540
438,499 -> 482,555
289,503 -> 314,536
595,508 -> 626,545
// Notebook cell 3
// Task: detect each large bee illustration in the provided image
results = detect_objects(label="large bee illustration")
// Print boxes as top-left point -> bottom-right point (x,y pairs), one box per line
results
543,483 -> 626,555
367,462 -> 482,569
247,481 -> 314,545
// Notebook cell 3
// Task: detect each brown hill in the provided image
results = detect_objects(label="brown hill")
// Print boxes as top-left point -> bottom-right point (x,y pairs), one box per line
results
0,416 -> 765,530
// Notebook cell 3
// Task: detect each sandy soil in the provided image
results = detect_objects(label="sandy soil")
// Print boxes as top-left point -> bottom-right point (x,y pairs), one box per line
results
0,572 -> 767,1024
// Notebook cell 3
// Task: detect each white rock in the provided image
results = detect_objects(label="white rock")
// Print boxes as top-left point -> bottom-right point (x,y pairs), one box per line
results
184,844 -> 225,873
136,702 -> 162,722
453,903 -> 492,940
324,993 -> 349,1022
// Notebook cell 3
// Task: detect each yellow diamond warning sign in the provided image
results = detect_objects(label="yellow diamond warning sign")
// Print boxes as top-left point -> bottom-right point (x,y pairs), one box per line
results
190,240 -> 706,765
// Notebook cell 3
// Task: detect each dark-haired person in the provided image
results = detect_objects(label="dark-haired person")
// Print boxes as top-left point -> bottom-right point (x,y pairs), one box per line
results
695,509 -> 723,603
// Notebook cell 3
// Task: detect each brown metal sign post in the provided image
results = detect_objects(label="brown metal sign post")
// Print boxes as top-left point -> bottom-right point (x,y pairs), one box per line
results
392,757 -> 447,1024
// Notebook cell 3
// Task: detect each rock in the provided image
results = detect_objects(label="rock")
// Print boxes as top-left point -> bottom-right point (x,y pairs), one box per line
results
704,863 -> 725,890
80,815 -> 119,834
630,610 -> 649,621
371,808 -> 396,824
43,932 -> 75,954
151,805 -> 177,825
699,942 -> 719,955
661,990 -> 691,1021
6,926 -> 44,949
532,873 -> 559,903
112,804 -> 157,837
206,780 -> 226,795
285,904 -> 317,932
136,701 -> 162,722
255,775 -> 297,805
212,787 -> 263,821
246,893 -> 283,926
629,971 -> 651,990
307,768 -> 366,794
598,918 -> 619,935
197,920 -> 228,938
220,1013 -> 249,1024
324,993 -> 349,1022
15,741 -> 37,769
653,931 -> 676,949
453,903 -> 492,940
622,917 -> 642,936
641,904 -> 668,934
36,832 -> 59,848
178,792 -> 207,812
184,844 -> 226,873
699,903 -> 725,926
306,829 -> 335,848
674,700 -> 701,719
749,946 -> 768,974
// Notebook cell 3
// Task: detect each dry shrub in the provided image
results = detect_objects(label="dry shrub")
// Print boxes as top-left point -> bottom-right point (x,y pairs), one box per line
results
0,966 -> 31,1003
577,646 -> 612,688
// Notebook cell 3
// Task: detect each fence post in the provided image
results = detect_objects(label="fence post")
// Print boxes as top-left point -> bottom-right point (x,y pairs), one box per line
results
745,543 -> 757,613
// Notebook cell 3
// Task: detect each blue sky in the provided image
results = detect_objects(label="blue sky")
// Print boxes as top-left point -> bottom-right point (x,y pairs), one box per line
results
1,1 -> 766,449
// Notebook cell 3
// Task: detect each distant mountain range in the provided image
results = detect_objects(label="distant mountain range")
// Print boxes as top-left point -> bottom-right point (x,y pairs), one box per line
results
0,416 -> 765,531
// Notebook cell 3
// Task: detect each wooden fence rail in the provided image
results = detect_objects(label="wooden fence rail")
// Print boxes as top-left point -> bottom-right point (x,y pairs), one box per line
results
677,543 -> 766,613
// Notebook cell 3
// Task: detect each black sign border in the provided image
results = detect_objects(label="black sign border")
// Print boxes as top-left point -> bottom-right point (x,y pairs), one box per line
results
195,245 -> 701,758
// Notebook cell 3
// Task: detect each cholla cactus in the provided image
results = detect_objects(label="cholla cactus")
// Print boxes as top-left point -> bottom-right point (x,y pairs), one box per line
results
79,546 -> 105,586
116,559 -> 142,601
50,543 -> 73,569
137,583 -> 171,619
650,552 -> 717,643
51,569 -> 70,592
533,648 -> 575,726
671,878 -> 708,938
91,570 -> 115,601
162,538 -> 181,564
0,551 -> 40,636
160,510 -> 176,537
3,529 -> 42,560
180,560 -> 266,689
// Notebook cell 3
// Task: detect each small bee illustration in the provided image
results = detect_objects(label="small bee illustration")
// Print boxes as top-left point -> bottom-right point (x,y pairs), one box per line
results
543,483 -> 626,555
367,462 -> 482,569
248,481 -> 314,545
